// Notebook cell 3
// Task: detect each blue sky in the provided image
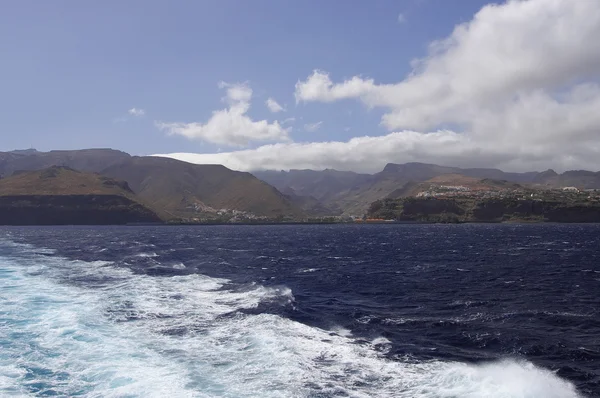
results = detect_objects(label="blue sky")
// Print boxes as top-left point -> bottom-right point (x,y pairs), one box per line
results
0,0 -> 487,152
2,1 -> 600,172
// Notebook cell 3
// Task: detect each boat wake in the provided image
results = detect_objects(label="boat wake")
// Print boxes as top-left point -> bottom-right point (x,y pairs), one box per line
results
0,238 -> 582,397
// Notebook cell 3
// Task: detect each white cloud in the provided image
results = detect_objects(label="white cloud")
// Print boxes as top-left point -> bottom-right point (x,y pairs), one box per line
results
266,97 -> 285,113
218,81 -> 252,104
282,117 -> 296,125
397,13 -> 406,23
304,121 -> 323,132
128,108 -> 145,117
156,0 -> 600,173
295,71 -> 374,103
154,126 -> 600,173
292,0 -> 600,170
156,82 -> 290,147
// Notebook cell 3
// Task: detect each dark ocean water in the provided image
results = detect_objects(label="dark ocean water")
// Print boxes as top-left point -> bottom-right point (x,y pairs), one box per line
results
1,224 -> 599,397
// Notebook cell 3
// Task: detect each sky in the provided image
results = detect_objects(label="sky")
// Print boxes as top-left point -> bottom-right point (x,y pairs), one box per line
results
2,0 -> 600,173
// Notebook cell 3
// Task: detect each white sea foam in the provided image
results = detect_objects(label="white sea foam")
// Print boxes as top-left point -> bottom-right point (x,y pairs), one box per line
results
135,252 -> 158,258
299,268 -> 320,273
0,239 -> 583,398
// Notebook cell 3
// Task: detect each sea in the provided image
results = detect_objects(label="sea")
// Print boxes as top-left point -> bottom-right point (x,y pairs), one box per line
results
1,224 -> 599,397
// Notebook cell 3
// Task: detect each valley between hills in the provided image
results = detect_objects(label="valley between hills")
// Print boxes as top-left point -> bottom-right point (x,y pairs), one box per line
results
1,148 -> 600,225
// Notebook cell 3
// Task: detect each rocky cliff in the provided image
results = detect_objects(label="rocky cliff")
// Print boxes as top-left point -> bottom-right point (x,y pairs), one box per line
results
0,195 -> 161,225
368,197 -> 600,223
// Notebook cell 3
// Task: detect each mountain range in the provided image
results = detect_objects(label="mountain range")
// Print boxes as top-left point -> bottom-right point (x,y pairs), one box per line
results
0,149 -> 301,221
1,148 -> 600,222
254,162 -> 600,216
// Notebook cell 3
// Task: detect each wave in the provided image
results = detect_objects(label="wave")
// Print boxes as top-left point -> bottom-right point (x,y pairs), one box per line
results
135,252 -> 159,258
0,239 -> 582,397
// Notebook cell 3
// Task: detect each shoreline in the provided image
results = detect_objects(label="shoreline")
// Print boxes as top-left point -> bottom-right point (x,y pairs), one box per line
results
1,220 -> 600,227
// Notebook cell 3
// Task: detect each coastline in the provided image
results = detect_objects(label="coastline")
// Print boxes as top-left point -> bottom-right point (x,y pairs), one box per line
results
2,219 -> 600,227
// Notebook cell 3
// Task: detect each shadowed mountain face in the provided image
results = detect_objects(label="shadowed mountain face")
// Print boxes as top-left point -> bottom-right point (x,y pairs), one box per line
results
101,157 -> 303,219
0,166 -> 161,225
252,169 -> 372,202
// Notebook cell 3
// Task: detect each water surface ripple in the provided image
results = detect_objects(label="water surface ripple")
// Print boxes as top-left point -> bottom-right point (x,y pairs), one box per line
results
1,224 -> 599,397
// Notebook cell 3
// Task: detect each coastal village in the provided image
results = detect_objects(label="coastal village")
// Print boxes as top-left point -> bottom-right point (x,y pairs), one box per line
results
180,181 -> 600,224
415,184 -> 600,201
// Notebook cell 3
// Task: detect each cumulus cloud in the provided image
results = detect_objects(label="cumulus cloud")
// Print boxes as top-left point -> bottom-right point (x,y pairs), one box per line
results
295,71 -> 375,103
128,108 -> 145,117
156,82 -> 289,147
158,0 -> 600,173
292,0 -> 600,170
266,97 -> 285,113
304,121 -> 323,132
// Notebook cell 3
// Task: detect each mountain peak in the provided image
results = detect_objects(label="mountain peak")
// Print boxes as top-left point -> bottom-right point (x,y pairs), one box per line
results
540,169 -> 558,176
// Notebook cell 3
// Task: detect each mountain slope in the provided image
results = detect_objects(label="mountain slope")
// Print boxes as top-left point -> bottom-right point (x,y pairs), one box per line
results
0,148 -> 131,177
1,166 -> 136,196
3,148 -> 599,219
534,170 -> 600,189
0,166 -> 161,225
102,156 -> 303,219
253,169 -> 371,202
257,162 -> 600,216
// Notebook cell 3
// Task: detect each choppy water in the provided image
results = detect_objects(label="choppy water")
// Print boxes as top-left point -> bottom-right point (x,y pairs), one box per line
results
1,224 -> 599,397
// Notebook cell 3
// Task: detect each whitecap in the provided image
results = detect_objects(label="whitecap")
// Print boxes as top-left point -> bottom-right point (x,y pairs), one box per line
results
135,252 -> 158,258
299,268 -> 320,273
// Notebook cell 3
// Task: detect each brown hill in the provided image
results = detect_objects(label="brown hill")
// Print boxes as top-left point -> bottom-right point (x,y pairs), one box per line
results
0,166 -> 135,196
101,156 -> 303,219
0,166 -> 161,225
0,149 -> 305,219
0,148 -> 130,177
